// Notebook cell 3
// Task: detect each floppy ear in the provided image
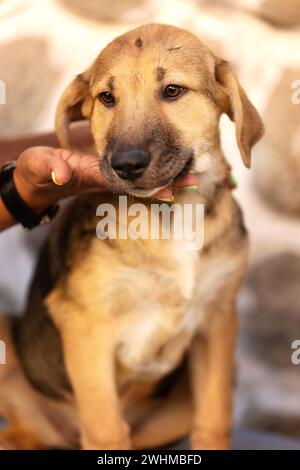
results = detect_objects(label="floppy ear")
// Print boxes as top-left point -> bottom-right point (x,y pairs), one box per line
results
215,60 -> 264,168
55,72 -> 93,148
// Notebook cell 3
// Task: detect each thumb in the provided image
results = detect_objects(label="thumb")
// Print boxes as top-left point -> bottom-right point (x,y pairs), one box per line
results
48,156 -> 73,186
32,147 -> 74,186
47,149 -> 74,185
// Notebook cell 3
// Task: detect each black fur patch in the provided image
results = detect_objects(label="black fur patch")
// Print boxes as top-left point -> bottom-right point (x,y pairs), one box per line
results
13,241 -> 72,400
156,67 -> 165,82
151,356 -> 187,398
134,37 -> 143,48
13,199 -> 105,400
107,75 -> 114,92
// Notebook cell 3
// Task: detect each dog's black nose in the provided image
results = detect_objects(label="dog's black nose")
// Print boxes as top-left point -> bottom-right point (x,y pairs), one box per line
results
111,150 -> 150,180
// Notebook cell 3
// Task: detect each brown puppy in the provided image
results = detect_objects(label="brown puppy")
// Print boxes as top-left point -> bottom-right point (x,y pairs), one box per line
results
6,24 -> 263,450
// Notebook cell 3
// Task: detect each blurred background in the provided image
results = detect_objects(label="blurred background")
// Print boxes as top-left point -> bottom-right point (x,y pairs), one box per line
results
0,0 -> 300,445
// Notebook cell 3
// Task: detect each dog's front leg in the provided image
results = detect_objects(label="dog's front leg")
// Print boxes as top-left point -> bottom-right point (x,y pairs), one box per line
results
189,303 -> 237,450
59,313 -> 131,450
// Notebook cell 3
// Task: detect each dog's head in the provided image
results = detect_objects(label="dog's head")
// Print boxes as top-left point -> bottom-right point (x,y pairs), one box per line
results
55,23 -> 264,196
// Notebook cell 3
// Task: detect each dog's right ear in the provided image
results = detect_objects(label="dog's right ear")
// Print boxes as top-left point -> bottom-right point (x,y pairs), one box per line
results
214,60 -> 264,168
55,72 -> 93,148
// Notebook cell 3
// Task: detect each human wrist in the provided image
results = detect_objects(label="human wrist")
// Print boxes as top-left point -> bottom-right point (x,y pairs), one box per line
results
0,196 -> 15,230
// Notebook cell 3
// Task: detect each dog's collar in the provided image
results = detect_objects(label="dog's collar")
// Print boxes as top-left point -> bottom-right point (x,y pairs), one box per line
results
224,175 -> 238,190
202,174 -> 237,216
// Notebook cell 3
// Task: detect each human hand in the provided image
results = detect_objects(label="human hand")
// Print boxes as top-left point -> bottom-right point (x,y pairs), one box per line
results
13,146 -> 199,214
13,147 -> 107,213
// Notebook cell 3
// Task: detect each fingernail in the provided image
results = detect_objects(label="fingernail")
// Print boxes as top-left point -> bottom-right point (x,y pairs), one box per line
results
175,174 -> 199,189
51,170 -> 64,186
183,185 -> 198,191
157,195 -> 174,202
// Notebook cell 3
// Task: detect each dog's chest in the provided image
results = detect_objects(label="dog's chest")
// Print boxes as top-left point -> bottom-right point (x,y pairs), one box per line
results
110,235 -> 239,382
67,197 -> 238,383
112,236 -> 232,382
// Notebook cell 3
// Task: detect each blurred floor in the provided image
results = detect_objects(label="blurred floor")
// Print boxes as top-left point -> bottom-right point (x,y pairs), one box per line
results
174,428 -> 300,450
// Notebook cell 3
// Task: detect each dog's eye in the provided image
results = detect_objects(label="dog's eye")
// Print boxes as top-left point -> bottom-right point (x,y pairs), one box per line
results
98,91 -> 115,106
163,84 -> 184,100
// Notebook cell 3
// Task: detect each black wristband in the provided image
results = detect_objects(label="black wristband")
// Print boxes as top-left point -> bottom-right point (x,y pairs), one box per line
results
0,161 -> 58,229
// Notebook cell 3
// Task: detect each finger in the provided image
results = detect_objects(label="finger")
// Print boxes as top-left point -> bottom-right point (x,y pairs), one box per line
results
153,187 -> 174,202
48,155 -> 73,185
174,173 -> 199,189
29,147 -> 73,185
152,173 -> 199,201
53,149 -> 107,191
76,154 -> 108,190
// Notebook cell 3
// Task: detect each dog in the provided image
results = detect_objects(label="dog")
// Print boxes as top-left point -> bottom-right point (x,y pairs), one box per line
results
1,23 -> 264,450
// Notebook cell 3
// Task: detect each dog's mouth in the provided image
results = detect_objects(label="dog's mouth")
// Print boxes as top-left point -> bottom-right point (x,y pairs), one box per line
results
174,153 -> 194,180
127,154 -> 195,197
100,151 -> 195,198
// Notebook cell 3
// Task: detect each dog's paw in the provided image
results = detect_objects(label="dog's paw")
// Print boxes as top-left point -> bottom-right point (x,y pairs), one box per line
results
81,421 -> 132,450
191,428 -> 231,450
82,438 -> 132,450
82,433 -> 132,450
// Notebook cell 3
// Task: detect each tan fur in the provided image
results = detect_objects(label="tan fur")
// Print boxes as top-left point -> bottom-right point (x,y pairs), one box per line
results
1,24 -> 263,450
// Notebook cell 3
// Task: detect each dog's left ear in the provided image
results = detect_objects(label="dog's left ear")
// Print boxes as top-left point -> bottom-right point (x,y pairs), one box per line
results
55,71 -> 93,148
214,60 -> 264,168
